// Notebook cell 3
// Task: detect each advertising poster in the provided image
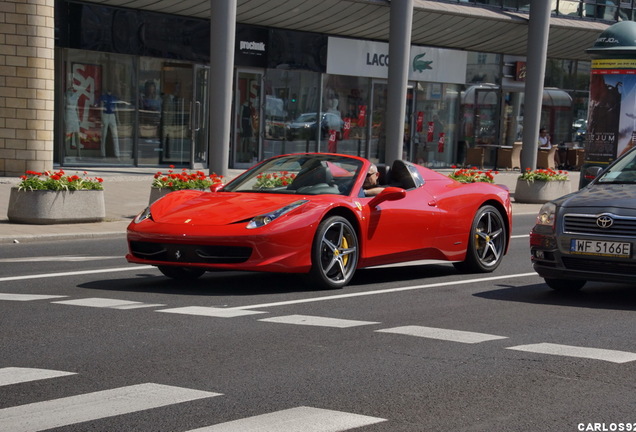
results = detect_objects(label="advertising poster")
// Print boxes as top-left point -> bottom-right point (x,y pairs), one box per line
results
71,63 -> 102,149
587,59 -> 636,163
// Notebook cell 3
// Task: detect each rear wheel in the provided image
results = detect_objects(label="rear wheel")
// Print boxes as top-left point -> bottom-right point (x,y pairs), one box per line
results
309,216 -> 358,289
453,205 -> 506,273
158,266 -> 205,280
544,278 -> 586,292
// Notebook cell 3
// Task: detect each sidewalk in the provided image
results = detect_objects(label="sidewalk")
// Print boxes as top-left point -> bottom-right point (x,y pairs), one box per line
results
0,167 -> 573,244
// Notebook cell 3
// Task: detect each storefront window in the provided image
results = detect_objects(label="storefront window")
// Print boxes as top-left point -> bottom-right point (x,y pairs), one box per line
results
322,75 -> 370,156
62,49 -> 135,165
414,82 -> 460,167
138,57 -> 162,165
262,69 -> 322,159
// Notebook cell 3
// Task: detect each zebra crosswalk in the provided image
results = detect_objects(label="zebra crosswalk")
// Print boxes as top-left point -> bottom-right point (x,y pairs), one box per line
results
3,293 -> 636,365
0,367 -> 386,432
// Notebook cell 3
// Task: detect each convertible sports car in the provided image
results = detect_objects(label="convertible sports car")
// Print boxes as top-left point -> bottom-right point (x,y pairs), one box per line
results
126,153 -> 512,289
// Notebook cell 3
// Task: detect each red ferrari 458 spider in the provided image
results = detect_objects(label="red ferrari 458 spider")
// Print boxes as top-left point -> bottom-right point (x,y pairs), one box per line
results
126,153 -> 512,289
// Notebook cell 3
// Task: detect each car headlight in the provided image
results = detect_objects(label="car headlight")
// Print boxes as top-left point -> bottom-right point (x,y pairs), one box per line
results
247,200 -> 308,229
535,202 -> 557,227
134,206 -> 152,224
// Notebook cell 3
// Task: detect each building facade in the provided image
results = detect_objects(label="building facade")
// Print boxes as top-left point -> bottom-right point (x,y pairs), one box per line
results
0,0 -> 621,175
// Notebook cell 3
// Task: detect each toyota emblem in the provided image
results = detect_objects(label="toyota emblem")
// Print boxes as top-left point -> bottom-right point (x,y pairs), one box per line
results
596,215 -> 614,229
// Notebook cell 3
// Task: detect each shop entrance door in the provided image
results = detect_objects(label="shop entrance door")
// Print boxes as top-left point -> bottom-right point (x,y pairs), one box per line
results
234,70 -> 263,168
192,65 -> 209,168
158,63 -> 209,167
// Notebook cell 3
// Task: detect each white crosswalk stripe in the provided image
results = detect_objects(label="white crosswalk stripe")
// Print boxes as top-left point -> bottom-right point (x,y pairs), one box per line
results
186,406 -> 387,431
376,325 -> 508,344
259,314 -> 380,328
157,306 -> 266,317
0,382 -> 222,432
52,297 -> 165,309
0,367 -> 76,387
507,343 -> 636,364
0,293 -> 67,302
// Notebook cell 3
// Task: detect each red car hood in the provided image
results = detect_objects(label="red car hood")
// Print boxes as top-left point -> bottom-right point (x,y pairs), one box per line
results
150,191 -> 308,226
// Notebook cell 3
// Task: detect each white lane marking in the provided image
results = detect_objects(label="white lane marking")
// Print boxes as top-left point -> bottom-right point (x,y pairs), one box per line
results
507,343 -> 636,364
0,266 -> 154,283
0,383 -> 222,432
226,273 -> 539,311
186,406 -> 387,432
0,368 -> 76,387
52,298 -> 164,309
0,256 -> 121,263
0,294 -> 67,301
376,326 -> 508,344
511,234 -> 529,239
157,306 -> 266,318
259,315 -> 380,328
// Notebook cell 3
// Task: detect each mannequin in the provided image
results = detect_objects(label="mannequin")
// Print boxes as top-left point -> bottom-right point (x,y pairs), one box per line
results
65,85 -> 80,154
326,98 -> 342,130
99,91 -> 120,157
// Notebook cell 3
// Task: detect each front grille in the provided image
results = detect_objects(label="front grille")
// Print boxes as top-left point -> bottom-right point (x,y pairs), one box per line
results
563,214 -> 636,237
562,257 -> 636,276
130,241 -> 251,264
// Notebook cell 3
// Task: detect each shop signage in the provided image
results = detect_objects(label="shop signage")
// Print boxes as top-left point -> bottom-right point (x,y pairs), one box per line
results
587,58 -> 636,162
235,26 -> 269,68
326,37 -> 467,84
515,62 -> 526,81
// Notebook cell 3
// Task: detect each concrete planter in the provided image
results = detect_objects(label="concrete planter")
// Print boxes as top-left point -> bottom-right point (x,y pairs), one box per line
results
514,179 -> 571,204
7,188 -> 105,224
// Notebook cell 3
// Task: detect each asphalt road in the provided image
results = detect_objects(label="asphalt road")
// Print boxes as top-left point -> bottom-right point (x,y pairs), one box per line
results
1,213 -> 635,432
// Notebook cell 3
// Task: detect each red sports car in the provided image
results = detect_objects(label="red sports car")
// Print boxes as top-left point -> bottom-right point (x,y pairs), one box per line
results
126,153 -> 512,289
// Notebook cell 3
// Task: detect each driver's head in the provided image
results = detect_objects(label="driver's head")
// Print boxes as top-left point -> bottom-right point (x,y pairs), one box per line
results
364,163 -> 379,188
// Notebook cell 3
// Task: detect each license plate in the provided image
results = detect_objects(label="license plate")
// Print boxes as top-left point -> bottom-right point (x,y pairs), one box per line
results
570,239 -> 631,258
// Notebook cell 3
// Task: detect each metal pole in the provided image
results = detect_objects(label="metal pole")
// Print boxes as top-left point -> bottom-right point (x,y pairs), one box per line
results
520,0 -> 551,171
208,0 -> 236,177
385,0 -> 413,165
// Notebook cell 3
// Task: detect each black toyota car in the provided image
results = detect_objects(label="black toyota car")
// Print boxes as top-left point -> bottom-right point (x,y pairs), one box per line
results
530,146 -> 636,291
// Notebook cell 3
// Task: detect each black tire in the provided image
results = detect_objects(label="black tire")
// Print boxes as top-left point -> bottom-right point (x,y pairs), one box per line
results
453,205 -> 506,273
544,278 -> 586,292
309,216 -> 358,289
158,266 -> 205,280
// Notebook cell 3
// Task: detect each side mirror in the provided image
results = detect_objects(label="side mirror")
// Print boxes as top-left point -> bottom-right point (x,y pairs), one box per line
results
210,183 -> 224,192
368,187 -> 406,207
583,166 -> 603,181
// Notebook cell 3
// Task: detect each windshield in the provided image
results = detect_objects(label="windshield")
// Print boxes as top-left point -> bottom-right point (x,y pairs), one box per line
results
223,154 -> 363,195
596,148 -> 636,184
293,113 -> 317,123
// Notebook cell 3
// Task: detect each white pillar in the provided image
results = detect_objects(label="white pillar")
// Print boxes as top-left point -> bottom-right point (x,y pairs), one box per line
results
385,0 -> 413,165
208,0 -> 236,177
520,0 -> 551,171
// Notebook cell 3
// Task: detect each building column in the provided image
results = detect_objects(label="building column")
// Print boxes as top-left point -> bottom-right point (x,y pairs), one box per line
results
385,0 -> 413,165
0,0 -> 54,177
520,1 -> 551,171
208,0 -> 236,178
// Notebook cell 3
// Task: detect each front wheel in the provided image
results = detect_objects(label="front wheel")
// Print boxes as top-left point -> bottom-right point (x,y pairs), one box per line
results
309,216 -> 359,289
545,278 -> 586,292
158,266 -> 205,280
453,205 -> 506,273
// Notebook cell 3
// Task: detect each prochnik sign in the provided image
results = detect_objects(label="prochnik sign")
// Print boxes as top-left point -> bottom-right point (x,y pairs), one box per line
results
326,37 -> 467,84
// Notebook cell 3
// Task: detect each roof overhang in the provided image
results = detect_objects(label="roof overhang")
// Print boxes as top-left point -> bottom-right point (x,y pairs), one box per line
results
77,0 -> 608,61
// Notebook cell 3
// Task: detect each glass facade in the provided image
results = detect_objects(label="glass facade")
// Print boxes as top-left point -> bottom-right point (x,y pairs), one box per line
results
55,1 -> 593,170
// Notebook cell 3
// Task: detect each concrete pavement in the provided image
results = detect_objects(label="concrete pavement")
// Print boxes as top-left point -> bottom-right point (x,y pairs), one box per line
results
0,167 -> 574,244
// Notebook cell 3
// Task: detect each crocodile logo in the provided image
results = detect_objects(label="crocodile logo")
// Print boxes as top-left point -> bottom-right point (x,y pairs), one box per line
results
413,53 -> 433,73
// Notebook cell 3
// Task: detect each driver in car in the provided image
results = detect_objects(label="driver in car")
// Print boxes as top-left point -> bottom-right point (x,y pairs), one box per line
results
363,164 -> 387,196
